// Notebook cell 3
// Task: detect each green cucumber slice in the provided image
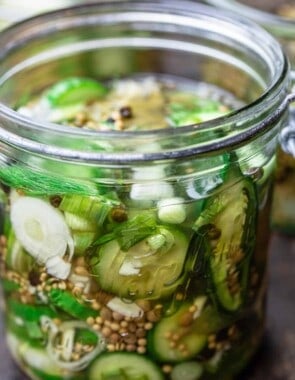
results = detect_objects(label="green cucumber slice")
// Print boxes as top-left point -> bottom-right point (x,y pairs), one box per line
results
31,368 -> 84,380
149,302 -> 207,362
47,288 -> 97,320
44,77 -> 107,107
194,167 -> 257,312
90,228 -> 188,300
88,352 -> 164,380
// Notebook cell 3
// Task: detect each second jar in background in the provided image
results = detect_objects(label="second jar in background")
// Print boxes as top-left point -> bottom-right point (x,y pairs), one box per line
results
204,0 -> 295,235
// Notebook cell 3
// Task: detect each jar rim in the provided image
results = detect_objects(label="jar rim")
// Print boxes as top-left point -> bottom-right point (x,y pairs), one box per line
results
0,1 -> 290,163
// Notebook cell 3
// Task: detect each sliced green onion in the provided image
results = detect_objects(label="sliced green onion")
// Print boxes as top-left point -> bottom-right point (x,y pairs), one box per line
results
64,212 -> 97,232
10,197 -> 74,276
47,288 -> 97,320
73,231 -> 96,256
59,194 -> 112,225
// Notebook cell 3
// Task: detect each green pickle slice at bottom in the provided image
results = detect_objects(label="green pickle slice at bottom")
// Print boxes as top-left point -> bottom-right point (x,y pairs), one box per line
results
89,352 -> 164,380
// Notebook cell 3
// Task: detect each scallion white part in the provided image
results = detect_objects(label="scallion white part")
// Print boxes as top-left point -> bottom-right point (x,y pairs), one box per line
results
10,197 -> 74,265
157,197 -> 186,224
45,255 -> 71,280
107,297 -> 144,318
192,296 -> 207,319
130,182 -> 174,201
68,273 -> 91,294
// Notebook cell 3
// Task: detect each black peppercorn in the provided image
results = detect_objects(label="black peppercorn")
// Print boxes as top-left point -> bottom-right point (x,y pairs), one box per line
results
119,106 -> 133,119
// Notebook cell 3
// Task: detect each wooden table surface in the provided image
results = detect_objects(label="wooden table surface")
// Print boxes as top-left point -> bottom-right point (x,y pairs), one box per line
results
0,233 -> 294,379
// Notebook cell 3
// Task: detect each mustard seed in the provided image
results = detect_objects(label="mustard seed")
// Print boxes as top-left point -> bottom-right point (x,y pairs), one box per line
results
126,344 -> 136,352
86,317 -> 95,326
102,326 -> 112,337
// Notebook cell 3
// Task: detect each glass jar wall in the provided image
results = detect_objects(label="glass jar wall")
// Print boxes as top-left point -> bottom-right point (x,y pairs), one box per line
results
0,2 -> 293,379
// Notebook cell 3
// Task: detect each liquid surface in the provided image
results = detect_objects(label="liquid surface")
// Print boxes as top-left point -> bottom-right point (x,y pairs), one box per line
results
17,76 -> 239,131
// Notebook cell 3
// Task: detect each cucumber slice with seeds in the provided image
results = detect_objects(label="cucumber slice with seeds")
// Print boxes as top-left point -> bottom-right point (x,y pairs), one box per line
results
194,167 -> 257,312
90,228 -> 188,300
89,352 -> 164,380
149,301 -> 207,362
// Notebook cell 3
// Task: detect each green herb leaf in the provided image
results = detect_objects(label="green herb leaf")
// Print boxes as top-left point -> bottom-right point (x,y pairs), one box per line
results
94,213 -> 158,251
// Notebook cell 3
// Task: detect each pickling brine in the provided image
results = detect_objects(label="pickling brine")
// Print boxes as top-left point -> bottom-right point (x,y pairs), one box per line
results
0,75 -> 272,380
0,2 -> 292,380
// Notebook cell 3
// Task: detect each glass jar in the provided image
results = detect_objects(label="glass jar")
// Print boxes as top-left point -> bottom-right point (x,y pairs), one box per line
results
204,0 -> 295,235
0,2 -> 294,379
